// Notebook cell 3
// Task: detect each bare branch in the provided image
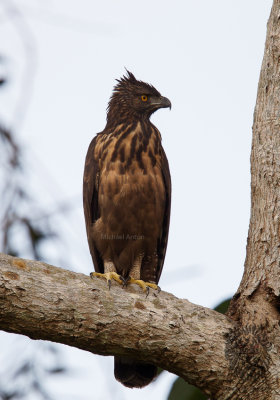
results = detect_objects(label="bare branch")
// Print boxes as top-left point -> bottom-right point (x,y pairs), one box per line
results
0,252 -> 233,398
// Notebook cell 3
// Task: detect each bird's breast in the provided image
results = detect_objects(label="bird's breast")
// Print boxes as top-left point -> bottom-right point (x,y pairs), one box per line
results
96,122 -> 165,216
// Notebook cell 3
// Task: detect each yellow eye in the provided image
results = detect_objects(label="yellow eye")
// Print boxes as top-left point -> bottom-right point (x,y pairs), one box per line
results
141,95 -> 148,102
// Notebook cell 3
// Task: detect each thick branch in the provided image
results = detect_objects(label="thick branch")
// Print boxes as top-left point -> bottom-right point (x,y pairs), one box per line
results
0,252 -> 233,398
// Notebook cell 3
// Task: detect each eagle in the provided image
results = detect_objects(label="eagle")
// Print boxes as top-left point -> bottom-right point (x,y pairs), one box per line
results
83,71 -> 171,388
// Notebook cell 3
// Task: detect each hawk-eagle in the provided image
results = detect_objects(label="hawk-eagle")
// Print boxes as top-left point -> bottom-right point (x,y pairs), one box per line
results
83,71 -> 171,388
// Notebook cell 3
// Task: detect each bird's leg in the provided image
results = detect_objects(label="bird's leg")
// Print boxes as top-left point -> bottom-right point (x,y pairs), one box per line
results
127,255 -> 160,296
90,261 -> 123,289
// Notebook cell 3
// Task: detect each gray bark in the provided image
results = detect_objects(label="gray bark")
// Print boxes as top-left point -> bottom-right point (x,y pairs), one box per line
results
0,253 -> 232,398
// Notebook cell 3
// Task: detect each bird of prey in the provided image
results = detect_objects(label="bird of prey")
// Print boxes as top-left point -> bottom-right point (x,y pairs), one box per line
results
83,71 -> 171,388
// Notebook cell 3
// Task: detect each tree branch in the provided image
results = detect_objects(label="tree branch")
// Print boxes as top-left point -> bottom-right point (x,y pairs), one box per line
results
0,252 -> 233,398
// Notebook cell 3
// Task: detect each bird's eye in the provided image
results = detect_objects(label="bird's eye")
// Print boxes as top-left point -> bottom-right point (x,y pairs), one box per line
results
141,95 -> 148,102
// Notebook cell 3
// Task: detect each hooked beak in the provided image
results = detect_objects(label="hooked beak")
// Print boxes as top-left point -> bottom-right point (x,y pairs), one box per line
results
150,96 -> 172,110
159,96 -> 172,110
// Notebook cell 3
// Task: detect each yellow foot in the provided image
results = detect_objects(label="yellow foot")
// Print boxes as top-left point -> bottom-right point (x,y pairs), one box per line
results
90,271 -> 123,289
127,278 -> 161,296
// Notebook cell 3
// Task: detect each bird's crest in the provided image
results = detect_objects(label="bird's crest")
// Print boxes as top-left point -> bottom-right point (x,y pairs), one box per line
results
113,70 -> 161,97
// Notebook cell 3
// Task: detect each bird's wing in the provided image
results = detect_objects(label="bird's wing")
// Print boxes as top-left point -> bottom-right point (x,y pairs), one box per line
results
83,135 -> 104,272
156,146 -> 171,282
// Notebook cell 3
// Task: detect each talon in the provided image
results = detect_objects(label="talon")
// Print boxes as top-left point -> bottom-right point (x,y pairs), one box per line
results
90,271 -> 123,288
120,275 -> 128,288
126,277 -> 159,294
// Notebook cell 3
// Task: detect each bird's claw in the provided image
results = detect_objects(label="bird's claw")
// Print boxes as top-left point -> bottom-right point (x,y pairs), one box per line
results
126,277 -> 159,296
90,272 -> 160,295
120,275 -> 129,288
145,286 -> 150,298
90,271 -> 122,289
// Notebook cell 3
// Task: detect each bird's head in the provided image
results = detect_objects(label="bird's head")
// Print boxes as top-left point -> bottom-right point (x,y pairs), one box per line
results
107,70 -> 171,123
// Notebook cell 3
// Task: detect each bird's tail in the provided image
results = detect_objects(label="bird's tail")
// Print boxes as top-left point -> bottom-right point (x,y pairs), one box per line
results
114,356 -> 157,388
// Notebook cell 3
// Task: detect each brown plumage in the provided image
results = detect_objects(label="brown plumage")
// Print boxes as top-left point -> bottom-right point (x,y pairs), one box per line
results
83,71 -> 171,388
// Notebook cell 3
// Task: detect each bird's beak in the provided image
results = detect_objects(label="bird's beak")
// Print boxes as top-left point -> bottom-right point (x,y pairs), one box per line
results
150,96 -> 172,110
159,96 -> 172,110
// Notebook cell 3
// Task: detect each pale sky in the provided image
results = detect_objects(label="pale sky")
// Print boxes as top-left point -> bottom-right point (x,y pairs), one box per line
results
0,0 -> 272,399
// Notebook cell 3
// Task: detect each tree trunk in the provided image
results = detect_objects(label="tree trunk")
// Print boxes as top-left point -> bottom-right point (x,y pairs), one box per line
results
226,1 -> 280,398
1,1 -> 280,399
